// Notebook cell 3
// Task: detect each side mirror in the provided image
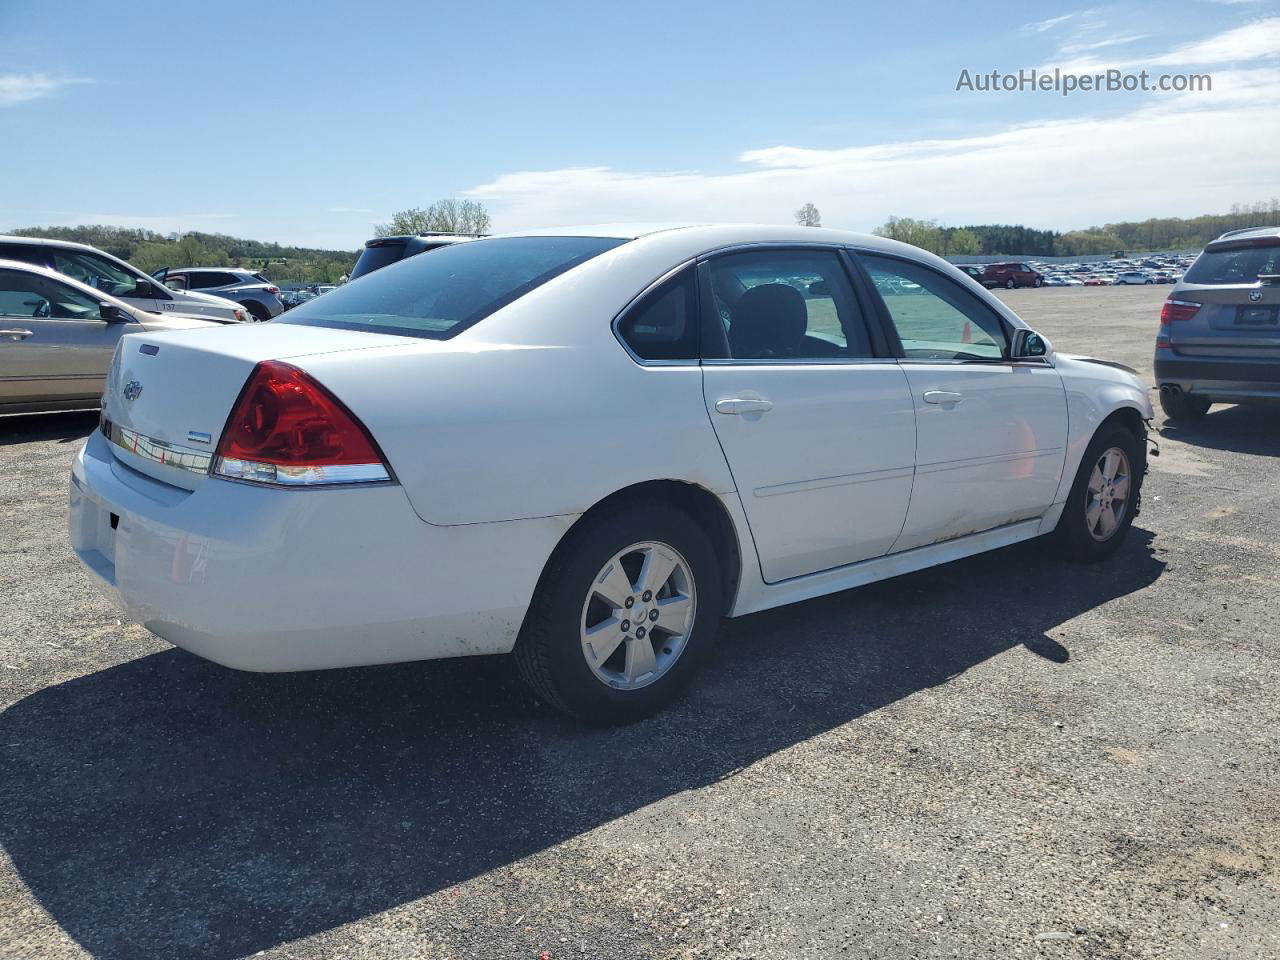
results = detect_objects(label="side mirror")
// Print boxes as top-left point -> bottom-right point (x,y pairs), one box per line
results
1011,328 -> 1052,361
100,304 -> 128,323
132,278 -> 155,298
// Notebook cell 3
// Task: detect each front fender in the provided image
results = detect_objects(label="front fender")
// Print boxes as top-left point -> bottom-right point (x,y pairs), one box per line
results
1051,355 -> 1153,505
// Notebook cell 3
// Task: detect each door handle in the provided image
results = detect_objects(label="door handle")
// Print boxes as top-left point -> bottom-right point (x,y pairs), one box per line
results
715,398 -> 774,416
0,328 -> 33,341
923,390 -> 963,405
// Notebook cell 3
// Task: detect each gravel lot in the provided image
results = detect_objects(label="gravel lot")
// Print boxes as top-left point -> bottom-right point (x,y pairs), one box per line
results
2,285 -> 1278,959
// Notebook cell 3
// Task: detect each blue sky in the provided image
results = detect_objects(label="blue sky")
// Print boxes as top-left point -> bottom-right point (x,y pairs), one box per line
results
1,0 -> 1277,249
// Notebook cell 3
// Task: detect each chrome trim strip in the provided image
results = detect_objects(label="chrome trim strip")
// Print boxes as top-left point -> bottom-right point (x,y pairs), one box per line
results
701,357 -> 899,366
754,464 -> 915,498
106,422 -> 212,476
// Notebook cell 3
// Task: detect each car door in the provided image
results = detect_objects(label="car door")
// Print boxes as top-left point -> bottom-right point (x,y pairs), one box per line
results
0,268 -> 136,404
856,251 -> 1068,553
697,246 -> 916,583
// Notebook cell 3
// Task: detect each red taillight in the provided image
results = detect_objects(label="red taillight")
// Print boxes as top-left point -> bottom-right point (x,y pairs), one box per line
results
213,361 -> 390,486
1158,296 -> 1200,351
265,285 -> 279,294
1160,296 -> 1202,325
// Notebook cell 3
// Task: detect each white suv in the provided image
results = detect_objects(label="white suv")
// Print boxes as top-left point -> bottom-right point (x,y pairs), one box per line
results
0,236 -> 249,323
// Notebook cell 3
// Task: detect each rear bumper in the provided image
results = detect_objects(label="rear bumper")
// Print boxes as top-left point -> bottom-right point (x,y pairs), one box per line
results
1154,351 -> 1280,400
69,430 -> 573,671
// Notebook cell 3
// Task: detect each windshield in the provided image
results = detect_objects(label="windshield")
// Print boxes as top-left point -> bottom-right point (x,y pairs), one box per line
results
280,236 -> 627,339
1184,244 -> 1280,284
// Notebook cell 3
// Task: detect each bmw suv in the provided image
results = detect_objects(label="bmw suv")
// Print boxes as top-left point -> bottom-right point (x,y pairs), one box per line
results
1155,227 -> 1280,420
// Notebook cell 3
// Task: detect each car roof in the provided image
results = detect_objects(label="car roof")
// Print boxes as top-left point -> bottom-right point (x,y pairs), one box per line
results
1214,226 -> 1280,242
0,234 -> 120,254
491,222 -> 949,254
168,267 -> 254,274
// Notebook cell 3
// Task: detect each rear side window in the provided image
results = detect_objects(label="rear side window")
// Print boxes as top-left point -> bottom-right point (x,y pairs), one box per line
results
189,272 -> 238,288
1184,245 -> 1280,284
703,248 -> 873,360
280,236 -> 627,340
616,267 -> 698,360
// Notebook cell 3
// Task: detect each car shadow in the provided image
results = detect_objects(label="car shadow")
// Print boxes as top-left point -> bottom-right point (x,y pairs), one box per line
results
1159,403 -> 1280,457
0,530 -> 1164,959
0,409 -> 98,446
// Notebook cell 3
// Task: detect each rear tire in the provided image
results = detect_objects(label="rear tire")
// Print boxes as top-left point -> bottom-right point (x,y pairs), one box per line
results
241,301 -> 270,323
514,502 -> 723,724
1055,422 -> 1144,561
1160,388 -> 1211,421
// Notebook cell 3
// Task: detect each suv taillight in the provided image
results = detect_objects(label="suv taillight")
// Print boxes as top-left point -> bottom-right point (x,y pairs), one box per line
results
265,285 -> 279,294
1157,297 -> 1201,350
213,361 -> 391,486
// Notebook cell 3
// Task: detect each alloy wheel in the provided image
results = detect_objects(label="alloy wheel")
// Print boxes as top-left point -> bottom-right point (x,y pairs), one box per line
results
579,541 -> 697,690
1085,447 -> 1131,541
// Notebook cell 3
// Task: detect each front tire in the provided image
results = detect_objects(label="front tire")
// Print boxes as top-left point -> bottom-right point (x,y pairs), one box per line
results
1055,423 -> 1144,561
1005,279 -> 1016,289
514,503 -> 723,724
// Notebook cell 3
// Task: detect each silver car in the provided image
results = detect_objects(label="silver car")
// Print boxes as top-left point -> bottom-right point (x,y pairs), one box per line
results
1155,227 -> 1280,419
152,267 -> 284,322
0,236 -> 249,324
0,260 -> 221,414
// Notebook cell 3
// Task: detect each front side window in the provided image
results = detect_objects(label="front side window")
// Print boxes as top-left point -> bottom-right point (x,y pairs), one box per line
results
51,251 -> 143,299
0,269 -> 102,319
704,248 -> 872,360
280,236 -> 627,340
861,253 -> 1008,361
616,266 -> 698,360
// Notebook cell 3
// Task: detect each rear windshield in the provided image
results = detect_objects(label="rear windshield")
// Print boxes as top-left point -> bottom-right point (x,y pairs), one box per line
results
279,236 -> 626,339
349,241 -> 410,281
1184,244 -> 1280,285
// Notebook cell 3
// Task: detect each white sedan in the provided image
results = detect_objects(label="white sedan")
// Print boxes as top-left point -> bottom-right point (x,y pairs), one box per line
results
69,224 -> 1151,723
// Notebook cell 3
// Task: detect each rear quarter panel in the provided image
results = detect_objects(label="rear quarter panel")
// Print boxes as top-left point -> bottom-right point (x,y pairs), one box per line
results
295,320 -> 736,528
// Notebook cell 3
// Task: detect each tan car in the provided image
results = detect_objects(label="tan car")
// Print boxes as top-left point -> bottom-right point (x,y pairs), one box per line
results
0,259 -> 224,415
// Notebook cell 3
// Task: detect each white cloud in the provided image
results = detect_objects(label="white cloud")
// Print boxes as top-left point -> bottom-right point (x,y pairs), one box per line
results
1057,16 -> 1280,71
465,70 -> 1280,233
1060,34 -> 1149,56
1025,13 -> 1078,33
0,72 -> 90,107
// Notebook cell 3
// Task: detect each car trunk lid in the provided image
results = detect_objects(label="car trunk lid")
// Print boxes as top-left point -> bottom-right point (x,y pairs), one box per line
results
101,324 -> 409,491
1169,282 -> 1280,359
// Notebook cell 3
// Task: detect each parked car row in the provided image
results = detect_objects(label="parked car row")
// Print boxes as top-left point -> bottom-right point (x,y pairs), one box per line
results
953,253 -> 1195,289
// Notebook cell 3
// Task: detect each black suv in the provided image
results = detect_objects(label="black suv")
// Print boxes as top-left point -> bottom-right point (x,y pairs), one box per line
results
349,233 -> 483,281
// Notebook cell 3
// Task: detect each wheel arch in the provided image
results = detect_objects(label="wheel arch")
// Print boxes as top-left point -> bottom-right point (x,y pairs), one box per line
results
534,479 -> 744,616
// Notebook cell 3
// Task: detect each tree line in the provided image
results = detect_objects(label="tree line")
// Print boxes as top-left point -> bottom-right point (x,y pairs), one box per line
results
872,200 -> 1280,257
6,224 -> 358,285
